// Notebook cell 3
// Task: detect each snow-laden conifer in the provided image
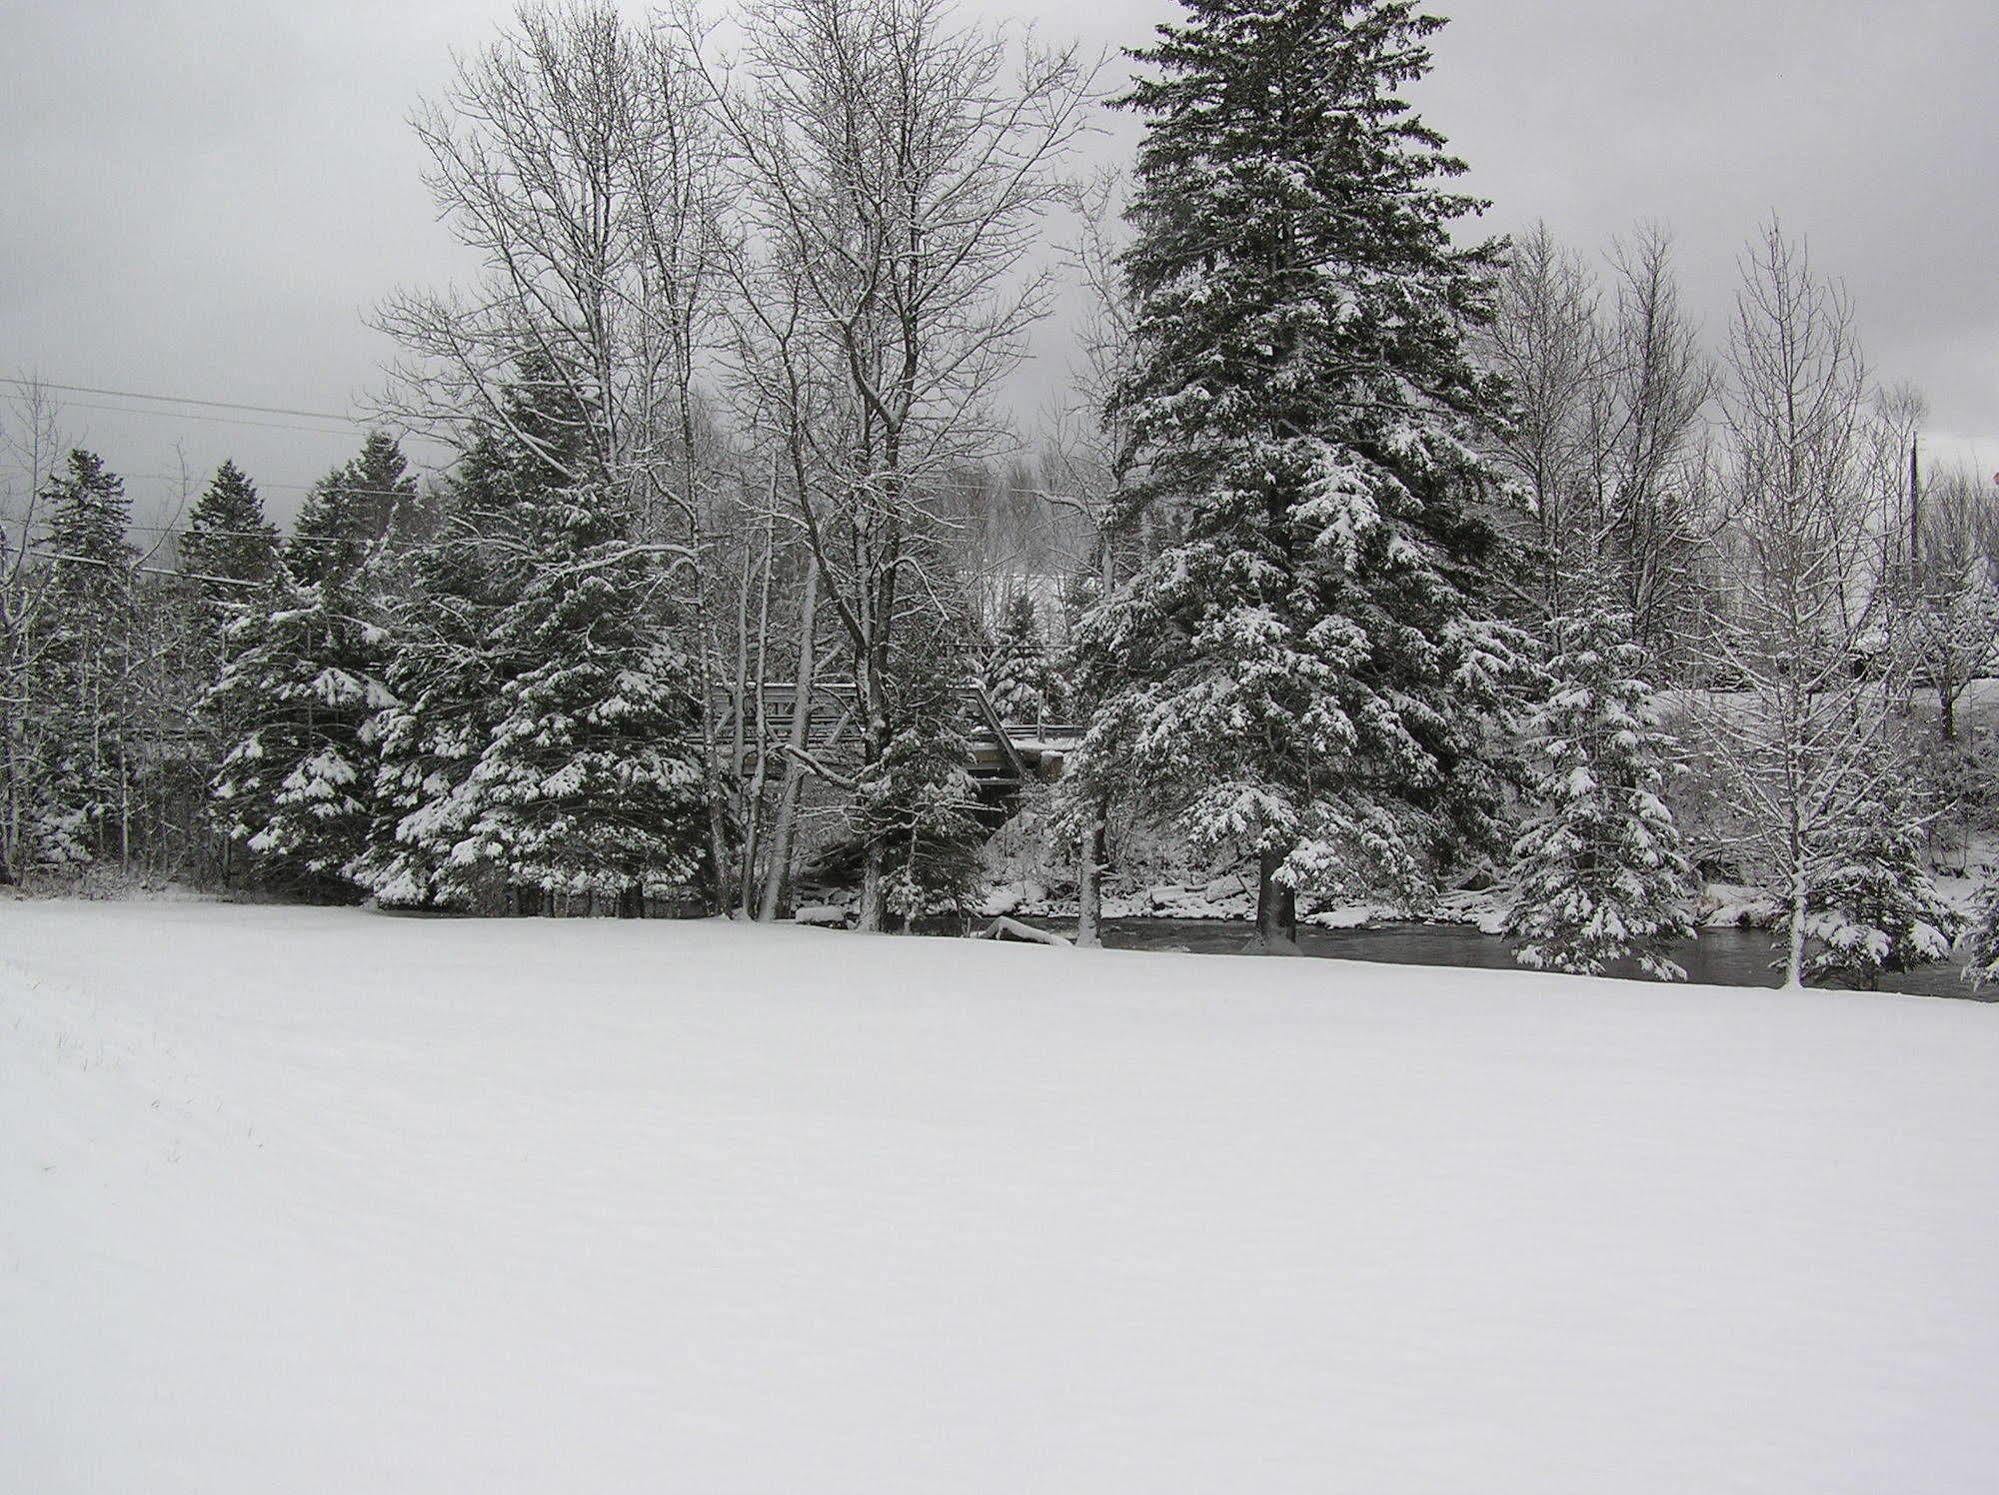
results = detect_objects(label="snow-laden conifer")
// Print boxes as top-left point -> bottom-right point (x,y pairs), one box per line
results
181,460 -> 279,597
1805,793 -> 1959,988
207,441 -> 406,897
984,592 -> 1058,725
1962,880 -> 1999,991
444,476 -> 706,909
350,364 -> 706,912
347,428 -> 526,908
1505,605 -> 1698,979
206,579 -> 389,897
292,434 -> 414,584
32,450 -> 140,864
1066,0 -> 1522,946
857,642 -> 987,929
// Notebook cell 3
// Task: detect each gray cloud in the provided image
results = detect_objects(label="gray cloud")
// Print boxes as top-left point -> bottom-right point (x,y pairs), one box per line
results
4,0 -> 1993,525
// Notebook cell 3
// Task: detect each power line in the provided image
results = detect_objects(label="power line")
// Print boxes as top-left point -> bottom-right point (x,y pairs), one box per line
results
36,398 -> 365,440
1,377 -> 361,425
1,379 -> 450,445
0,510 -> 397,548
112,474 -> 426,499
3,380 -> 1101,503
19,548 -> 259,589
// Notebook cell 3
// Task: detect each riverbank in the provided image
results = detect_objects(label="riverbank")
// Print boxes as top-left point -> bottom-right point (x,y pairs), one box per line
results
1014,914 -> 1989,1000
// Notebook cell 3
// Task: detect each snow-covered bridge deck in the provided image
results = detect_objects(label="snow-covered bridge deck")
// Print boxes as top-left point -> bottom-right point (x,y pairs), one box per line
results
712,680 -> 1083,789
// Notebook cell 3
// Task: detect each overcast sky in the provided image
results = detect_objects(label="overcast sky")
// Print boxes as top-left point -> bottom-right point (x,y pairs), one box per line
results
4,0 -> 1995,529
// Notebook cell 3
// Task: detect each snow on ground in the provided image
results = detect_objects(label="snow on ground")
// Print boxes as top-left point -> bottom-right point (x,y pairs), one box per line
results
4,901 -> 1998,1494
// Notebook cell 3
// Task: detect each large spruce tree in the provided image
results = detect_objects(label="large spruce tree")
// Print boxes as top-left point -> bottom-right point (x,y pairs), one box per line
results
345,429 -> 519,908
347,397 -> 565,910
451,473 -> 706,912
1067,0 -> 1521,947
352,370 -> 706,914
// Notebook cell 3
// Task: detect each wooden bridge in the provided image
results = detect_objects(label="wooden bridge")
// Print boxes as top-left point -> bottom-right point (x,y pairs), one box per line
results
710,680 -> 1084,793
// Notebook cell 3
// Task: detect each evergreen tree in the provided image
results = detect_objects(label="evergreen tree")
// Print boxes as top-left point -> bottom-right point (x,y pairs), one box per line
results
347,428 -> 530,908
208,440 -> 402,898
45,449 -> 136,578
206,577 -> 388,898
35,449 -> 140,863
984,592 -> 1057,723
173,461 -> 281,882
448,475 -> 706,910
181,460 -> 278,594
1504,605 -> 1698,979
1068,0 -> 1521,947
859,638 -> 987,929
354,371 -> 706,914
1806,791 -> 1959,988
292,432 -> 415,586
1962,881 -> 1999,992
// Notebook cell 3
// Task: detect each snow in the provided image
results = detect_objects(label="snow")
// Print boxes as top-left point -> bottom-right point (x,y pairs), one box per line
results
5,900 -> 1999,1494
790,902 -> 850,927
1703,881 -> 1787,929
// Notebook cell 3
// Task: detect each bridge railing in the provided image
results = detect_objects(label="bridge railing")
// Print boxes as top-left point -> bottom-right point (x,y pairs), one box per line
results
706,680 -> 1083,781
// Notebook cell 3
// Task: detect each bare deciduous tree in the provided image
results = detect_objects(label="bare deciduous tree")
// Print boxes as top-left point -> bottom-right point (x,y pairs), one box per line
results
1701,222 -> 1912,988
700,0 -> 1093,930
1479,223 -> 1608,608
1867,385 -> 1998,745
377,3 -> 723,507
1600,224 -> 1718,652
1479,223 -> 1717,662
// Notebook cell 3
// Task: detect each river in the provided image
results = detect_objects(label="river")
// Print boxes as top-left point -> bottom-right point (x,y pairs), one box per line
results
1012,917 -> 1991,1001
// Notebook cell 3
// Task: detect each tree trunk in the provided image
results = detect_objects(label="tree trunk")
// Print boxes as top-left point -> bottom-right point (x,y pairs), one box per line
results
852,641 -> 891,934
0,706 -> 19,886
1783,866 -> 1809,990
858,839 -> 887,933
1075,810 -> 1105,948
617,885 -> 644,919
729,523 -> 762,914
1251,847 -> 1299,954
758,562 -> 819,921
739,514 -> 779,917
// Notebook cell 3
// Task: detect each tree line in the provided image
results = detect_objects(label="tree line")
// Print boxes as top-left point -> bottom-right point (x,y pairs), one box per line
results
5,0 -> 1998,991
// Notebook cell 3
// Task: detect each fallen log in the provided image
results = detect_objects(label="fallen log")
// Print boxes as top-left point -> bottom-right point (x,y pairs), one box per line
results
975,916 -> 1072,947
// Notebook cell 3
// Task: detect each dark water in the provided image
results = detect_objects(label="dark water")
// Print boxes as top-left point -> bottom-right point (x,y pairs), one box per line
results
1013,917 -> 1991,1001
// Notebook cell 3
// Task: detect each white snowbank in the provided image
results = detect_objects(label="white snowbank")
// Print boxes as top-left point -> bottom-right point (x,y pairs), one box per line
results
1702,880 -> 1786,928
789,902 -> 850,927
4,901 -> 1998,1493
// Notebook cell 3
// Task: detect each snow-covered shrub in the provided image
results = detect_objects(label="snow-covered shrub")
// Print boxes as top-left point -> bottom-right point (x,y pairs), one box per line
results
1805,799 -> 1959,988
1963,883 -> 1999,990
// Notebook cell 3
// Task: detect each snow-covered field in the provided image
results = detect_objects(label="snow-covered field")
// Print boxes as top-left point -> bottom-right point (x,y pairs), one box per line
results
5,901 -> 1998,1493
